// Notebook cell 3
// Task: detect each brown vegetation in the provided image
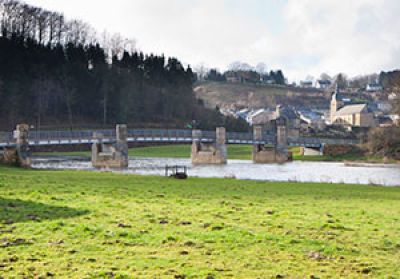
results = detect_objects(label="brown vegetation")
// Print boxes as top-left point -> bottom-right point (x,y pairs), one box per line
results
367,127 -> 400,160
194,81 -> 328,110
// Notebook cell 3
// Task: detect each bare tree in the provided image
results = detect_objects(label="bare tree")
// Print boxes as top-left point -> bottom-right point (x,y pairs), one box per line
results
320,73 -> 332,81
124,37 -> 136,54
37,9 -> 50,44
0,0 -> 6,34
255,62 -> 267,74
110,32 -> 125,59
65,19 -> 89,45
194,63 -> 208,81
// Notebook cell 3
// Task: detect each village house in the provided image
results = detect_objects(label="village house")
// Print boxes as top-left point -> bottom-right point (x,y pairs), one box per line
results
300,80 -> 313,88
366,83 -> 383,92
247,109 -> 277,126
275,105 -> 301,137
388,92 -> 399,101
316,79 -> 332,90
330,87 -> 376,128
298,110 -> 326,131
225,70 -> 260,84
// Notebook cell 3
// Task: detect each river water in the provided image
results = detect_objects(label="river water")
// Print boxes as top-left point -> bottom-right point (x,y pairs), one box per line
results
32,157 -> 400,187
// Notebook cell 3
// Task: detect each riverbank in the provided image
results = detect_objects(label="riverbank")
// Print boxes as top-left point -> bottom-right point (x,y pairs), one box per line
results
0,166 -> 399,277
34,144 -> 397,163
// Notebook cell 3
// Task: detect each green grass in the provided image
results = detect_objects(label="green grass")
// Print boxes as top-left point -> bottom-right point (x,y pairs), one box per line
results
129,145 -> 192,159
0,166 -> 399,278
35,144 -> 388,163
33,145 -> 253,160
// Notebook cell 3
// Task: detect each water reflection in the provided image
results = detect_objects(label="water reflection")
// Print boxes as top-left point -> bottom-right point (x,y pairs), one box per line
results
32,157 -> 400,187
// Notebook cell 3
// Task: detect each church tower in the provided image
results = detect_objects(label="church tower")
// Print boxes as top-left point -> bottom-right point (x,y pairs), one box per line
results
330,84 -> 342,124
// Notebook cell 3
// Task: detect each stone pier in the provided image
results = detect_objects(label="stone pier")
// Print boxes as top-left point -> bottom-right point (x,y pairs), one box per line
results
275,117 -> 290,162
252,119 -> 290,164
92,124 -> 129,168
252,125 -> 277,163
0,124 -> 31,168
191,127 -> 227,165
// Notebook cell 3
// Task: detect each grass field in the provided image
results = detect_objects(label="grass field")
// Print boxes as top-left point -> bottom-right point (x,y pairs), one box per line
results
34,144 -> 387,162
0,166 -> 399,278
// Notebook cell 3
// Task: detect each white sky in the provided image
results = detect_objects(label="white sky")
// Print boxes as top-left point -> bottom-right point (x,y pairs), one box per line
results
24,0 -> 400,82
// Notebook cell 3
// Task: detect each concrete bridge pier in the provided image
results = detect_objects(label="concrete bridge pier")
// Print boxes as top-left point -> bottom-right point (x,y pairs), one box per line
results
92,124 -> 129,168
0,124 -> 31,168
191,127 -> 227,165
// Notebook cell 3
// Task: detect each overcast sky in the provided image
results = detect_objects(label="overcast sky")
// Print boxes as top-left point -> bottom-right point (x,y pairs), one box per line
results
24,0 -> 400,81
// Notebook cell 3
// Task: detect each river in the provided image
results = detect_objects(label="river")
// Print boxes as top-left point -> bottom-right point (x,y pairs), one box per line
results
31,157 -> 400,187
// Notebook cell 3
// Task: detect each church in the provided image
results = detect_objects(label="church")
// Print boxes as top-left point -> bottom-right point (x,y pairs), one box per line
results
330,87 -> 376,128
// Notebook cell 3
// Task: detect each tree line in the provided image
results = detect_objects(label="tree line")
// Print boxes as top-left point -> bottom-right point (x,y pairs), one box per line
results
0,0 -> 248,131
379,70 -> 400,90
203,68 -> 286,85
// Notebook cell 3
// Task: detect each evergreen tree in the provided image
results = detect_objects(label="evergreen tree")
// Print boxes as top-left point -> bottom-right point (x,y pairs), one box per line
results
0,0 -> 248,132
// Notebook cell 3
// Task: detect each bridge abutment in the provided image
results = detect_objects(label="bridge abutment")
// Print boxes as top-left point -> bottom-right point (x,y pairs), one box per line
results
191,127 -> 227,165
92,124 -> 129,169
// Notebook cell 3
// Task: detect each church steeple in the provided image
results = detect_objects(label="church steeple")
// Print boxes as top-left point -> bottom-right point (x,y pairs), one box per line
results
330,84 -> 342,124
332,83 -> 339,100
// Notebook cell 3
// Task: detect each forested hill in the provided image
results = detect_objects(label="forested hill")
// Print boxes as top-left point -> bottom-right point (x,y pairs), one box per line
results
0,0 -> 248,131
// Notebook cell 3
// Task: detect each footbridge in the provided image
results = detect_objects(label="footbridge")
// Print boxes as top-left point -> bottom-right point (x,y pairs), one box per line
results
0,128 -> 359,148
0,124 -> 360,168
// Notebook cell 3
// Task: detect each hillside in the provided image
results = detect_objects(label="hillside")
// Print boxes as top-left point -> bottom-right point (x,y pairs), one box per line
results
195,81 -> 330,110
0,1 -> 248,132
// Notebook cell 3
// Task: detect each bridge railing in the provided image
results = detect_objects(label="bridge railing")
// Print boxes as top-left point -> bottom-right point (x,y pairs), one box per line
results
0,132 -> 13,146
288,136 -> 360,146
1,128 -> 362,147
29,130 -> 104,141
227,132 -> 252,142
263,135 -> 277,144
320,138 -> 360,145
202,130 -> 216,139
288,136 -> 321,145
128,129 -> 193,139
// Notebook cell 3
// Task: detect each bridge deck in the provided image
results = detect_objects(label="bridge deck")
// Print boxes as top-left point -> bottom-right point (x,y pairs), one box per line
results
0,129 -> 360,148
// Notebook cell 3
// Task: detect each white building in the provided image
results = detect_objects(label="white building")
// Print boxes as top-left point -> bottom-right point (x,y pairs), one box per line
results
300,81 -> 313,88
366,84 -> 383,92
